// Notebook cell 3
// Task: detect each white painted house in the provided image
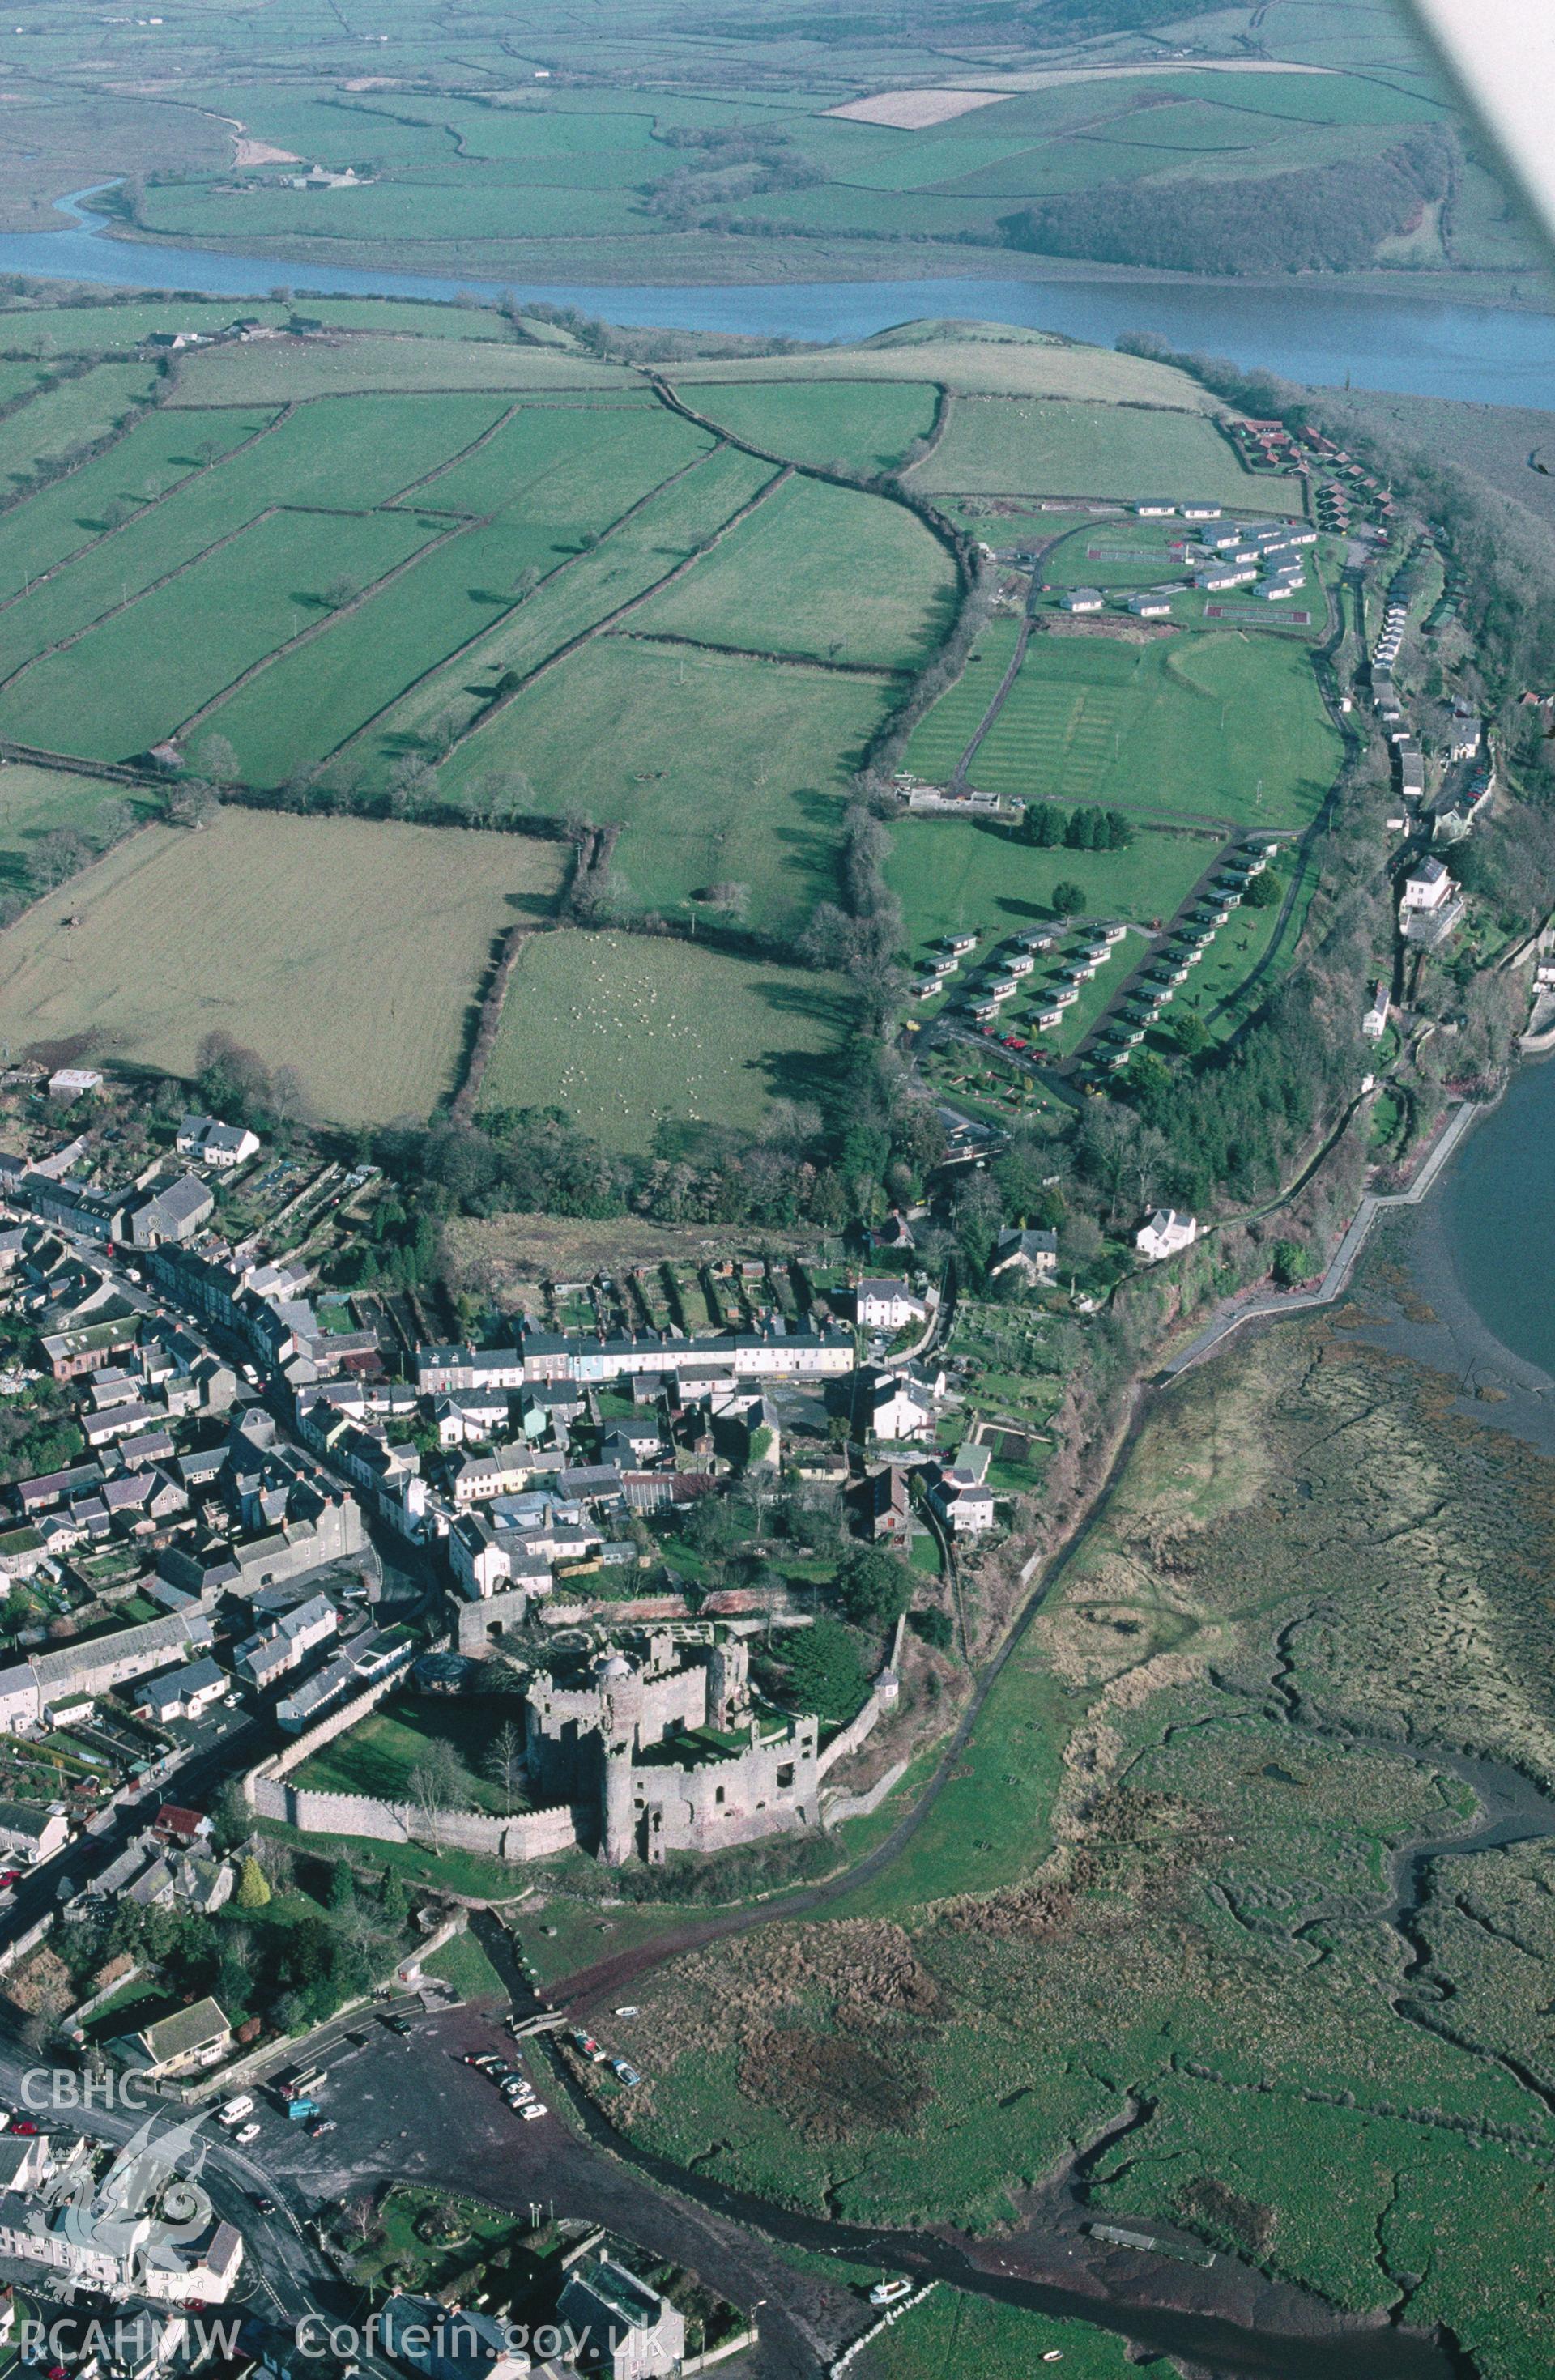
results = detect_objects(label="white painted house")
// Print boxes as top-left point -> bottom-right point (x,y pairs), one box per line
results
1402,858 -> 1454,913
855,1279 -> 928,1332
1135,1210 -> 1199,1263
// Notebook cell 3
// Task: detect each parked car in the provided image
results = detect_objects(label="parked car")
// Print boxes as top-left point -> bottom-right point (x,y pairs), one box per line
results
306,2117 -> 336,2137
233,2123 -> 260,2146
252,2194 -> 276,2215
218,2096 -> 255,2128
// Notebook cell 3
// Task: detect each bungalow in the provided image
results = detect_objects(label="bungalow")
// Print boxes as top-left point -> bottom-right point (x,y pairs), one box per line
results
116,1995 -> 232,2078
941,930 -> 978,956
1135,1209 -> 1199,1263
275,1620 -> 415,1731
1061,586 -> 1104,614
855,1279 -> 928,1333
1135,500 -> 1176,518
132,1656 -> 228,1724
1127,591 -> 1173,618
1179,502 -> 1223,522
1012,926 -> 1054,952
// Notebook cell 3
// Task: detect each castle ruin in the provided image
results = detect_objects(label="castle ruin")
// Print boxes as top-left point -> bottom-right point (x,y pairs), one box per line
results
523,1625 -> 820,1865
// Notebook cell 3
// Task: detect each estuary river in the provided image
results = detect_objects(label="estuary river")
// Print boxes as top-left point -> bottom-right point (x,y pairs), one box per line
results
1442,1059 -> 1555,1381
1,186 -> 1553,411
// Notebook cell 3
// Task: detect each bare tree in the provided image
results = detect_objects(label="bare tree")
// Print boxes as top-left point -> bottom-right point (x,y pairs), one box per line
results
342,2191 -> 380,2247
408,1741 -> 470,1849
197,734 -> 241,790
484,1721 -> 526,1816
165,778 -> 219,829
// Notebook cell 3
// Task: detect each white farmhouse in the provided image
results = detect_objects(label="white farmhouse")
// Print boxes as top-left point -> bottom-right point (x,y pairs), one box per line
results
1135,1210 -> 1199,1263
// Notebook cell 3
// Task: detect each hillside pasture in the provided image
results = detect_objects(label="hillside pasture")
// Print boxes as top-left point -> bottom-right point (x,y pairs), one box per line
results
481,929 -> 850,1152
438,637 -> 888,935
2,505 -> 441,763
0,764 -> 154,894
0,296 -> 522,353
0,809 -> 564,1120
677,378 -> 938,475
0,404 -> 279,600
165,335 -> 633,403
200,406 -> 721,785
351,444 -> 778,770
671,330 -> 1221,411
403,397 -> 705,522
630,471 -> 958,672
0,361 -> 160,494
948,628 -> 1340,829
913,395 -> 1279,506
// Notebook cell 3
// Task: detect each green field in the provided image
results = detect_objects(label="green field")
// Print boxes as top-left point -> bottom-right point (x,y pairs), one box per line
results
897,615 -> 1020,784
0,296 -> 522,353
0,361 -> 160,494
348,442 -> 778,770
198,403 -> 716,784
0,764 -> 153,894
31,39 -> 1476,293
631,470 -> 957,671
294,1692 -> 524,1817
683,378 -> 937,475
165,335 -> 628,403
482,929 -> 850,1152
886,816 -> 1213,955
913,395 -> 1281,507
439,637 -> 888,935
2,505 -> 441,762
915,630 -> 1341,830
0,808 -> 564,1120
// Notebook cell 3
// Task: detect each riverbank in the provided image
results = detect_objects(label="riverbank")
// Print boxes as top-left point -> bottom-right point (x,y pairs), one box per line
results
5,190 -> 1555,411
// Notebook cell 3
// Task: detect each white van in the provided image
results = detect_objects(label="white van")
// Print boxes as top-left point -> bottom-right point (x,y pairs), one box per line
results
217,2096 -> 255,2127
